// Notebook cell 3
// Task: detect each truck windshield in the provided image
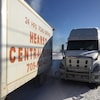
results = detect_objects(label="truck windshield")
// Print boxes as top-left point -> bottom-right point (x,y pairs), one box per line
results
67,40 -> 98,50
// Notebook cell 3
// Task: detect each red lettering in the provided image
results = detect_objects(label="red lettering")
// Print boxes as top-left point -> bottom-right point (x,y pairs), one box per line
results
27,62 -> 37,72
30,32 -> 36,44
24,48 -> 28,61
25,17 -> 30,25
34,48 -> 36,58
34,33 -> 36,44
18,48 -> 23,62
30,48 -> 33,59
10,47 -> 16,63
30,32 -> 34,43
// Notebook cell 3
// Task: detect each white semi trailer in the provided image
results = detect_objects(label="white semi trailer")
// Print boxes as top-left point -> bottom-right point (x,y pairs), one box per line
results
60,28 -> 100,84
0,0 -> 53,100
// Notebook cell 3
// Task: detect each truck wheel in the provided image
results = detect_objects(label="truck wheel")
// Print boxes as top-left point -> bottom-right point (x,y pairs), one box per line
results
88,83 -> 98,89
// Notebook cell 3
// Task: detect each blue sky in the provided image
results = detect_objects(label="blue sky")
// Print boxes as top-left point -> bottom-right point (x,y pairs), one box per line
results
25,0 -> 100,52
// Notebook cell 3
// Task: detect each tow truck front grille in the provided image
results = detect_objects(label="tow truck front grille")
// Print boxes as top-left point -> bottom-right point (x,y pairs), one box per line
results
66,56 -> 93,72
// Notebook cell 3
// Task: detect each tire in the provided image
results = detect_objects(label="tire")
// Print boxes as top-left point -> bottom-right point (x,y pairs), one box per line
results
88,83 -> 98,89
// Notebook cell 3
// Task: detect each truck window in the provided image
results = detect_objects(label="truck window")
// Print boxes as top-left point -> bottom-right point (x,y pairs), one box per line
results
67,40 -> 98,50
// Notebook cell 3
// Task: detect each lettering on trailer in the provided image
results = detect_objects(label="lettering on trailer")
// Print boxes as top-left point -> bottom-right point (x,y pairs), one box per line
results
25,17 -> 51,37
9,17 -> 52,73
30,32 -> 47,45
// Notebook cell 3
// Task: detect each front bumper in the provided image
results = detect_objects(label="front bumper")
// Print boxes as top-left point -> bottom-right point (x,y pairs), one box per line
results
60,69 -> 100,83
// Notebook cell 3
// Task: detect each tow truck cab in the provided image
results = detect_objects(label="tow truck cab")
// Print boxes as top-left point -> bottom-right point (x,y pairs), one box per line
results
60,28 -> 100,83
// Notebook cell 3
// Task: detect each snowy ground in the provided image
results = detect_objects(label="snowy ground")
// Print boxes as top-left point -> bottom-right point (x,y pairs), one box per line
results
6,52 -> 100,100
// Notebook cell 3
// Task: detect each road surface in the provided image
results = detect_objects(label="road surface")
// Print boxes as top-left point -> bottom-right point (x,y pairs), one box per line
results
6,52 -> 100,100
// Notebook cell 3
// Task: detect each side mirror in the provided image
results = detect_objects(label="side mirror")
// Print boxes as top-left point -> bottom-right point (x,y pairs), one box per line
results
61,44 -> 65,57
61,44 -> 64,52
